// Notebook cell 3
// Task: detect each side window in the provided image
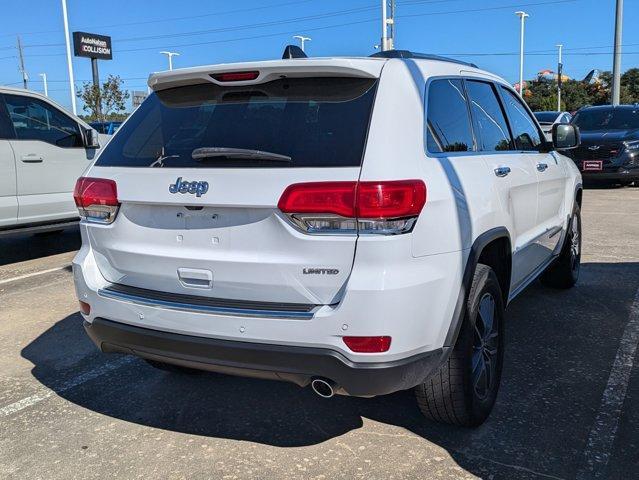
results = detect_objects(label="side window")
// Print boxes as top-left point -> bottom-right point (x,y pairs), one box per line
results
426,79 -> 474,153
500,87 -> 543,151
4,94 -> 83,148
465,80 -> 513,151
0,95 -> 16,140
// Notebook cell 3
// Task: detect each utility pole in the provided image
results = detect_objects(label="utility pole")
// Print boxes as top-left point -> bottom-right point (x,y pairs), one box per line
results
386,0 -> 395,50
39,73 -> 48,97
381,0 -> 395,51
292,35 -> 311,52
160,51 -> 180,70
515,11 -> 529,96
61,0 -> 77,114
611,0 -> 623,106
17,36 -> 28,89
381,0 -> 388,51
557,44 -> 563,111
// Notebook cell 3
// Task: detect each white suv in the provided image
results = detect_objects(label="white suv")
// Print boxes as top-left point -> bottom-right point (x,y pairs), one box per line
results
73,50 -> 582,427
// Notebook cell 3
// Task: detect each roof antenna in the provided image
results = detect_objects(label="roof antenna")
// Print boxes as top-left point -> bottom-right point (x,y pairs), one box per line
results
282,45 -> 307,59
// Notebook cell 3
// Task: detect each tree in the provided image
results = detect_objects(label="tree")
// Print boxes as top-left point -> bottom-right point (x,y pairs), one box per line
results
77,74 -> 130,121
523,68 -> 639,112
621,68 -> 639,102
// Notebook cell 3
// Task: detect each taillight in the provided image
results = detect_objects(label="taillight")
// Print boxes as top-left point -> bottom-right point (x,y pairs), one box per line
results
278,180 -> 426,235
73,177 -> 119,224
212,71 -> 259,82
343,336 -> 392,353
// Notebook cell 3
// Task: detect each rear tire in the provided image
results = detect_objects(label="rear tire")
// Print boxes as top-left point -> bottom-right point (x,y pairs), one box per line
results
415,264 -> 505,427
540,203 -> 581,289
144,359 -> 203,375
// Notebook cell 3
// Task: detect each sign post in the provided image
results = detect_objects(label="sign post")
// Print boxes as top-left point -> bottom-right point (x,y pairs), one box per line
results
72,31 -> 112,120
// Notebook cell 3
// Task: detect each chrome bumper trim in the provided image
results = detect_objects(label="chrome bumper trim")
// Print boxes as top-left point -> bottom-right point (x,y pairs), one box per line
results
97,288 -> 317,320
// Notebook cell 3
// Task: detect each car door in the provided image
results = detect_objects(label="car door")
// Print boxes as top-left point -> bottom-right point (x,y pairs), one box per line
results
0,96 -> 18,228
464,79 -> 542,290
4,93 -> 94,224
499,87 -> 565,263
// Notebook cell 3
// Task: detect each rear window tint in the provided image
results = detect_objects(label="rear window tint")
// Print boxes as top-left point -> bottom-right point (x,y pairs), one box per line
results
95,77 -> 378,168
426,79 -> 474,153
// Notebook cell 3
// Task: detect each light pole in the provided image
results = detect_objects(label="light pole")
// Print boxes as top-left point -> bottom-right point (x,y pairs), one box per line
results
515,11 -> 529,96
611,0 -> 623,105
160,51 -> 180,71
39,73 -> 48,97
61,0 -> 77,114
292,35 -> 311,52
556,44 -> 563,111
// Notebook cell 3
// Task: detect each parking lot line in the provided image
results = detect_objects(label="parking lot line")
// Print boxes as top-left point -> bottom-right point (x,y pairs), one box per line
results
577,286 -> 639,479
0,356 -> 134,417
0,266 -> 70,286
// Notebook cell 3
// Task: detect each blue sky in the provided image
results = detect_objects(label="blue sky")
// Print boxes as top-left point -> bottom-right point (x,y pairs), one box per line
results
1,0 -> 636,113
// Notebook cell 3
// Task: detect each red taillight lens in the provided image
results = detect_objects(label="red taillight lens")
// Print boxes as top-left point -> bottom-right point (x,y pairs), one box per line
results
73,177 -> 119,224
343,336 -> 392,353
212,71 -> 260,82
277,180 -> 426,235
356,181 -> 426,218
278,182 -> 357,217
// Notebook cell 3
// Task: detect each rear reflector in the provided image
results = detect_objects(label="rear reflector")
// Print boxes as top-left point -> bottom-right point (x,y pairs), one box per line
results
278,180 -> 426,235
212,71 -> 260,82
343,336 -> 392,353
78,301 -> 91,315
73,177 -> 119,224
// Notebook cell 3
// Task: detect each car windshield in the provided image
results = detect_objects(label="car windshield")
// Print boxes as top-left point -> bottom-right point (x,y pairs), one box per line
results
95,77 -> 378,168
534,112 -> 559,123
572,107 -> 639,131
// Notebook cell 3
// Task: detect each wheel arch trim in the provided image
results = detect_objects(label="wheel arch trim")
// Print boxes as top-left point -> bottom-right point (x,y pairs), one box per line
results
443,227 -> 511,347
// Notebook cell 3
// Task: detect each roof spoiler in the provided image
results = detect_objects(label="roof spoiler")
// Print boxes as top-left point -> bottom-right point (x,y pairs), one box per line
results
282,45 -> 308,59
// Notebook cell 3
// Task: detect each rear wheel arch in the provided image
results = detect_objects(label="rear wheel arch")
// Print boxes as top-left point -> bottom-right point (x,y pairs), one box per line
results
444,227 -> 511,347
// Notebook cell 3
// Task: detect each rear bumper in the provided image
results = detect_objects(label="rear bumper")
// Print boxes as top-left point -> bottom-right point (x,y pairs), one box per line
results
85,318 -> 448,397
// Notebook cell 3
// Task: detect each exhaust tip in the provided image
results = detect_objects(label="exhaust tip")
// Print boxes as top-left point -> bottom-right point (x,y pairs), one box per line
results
311,378 -> 336,398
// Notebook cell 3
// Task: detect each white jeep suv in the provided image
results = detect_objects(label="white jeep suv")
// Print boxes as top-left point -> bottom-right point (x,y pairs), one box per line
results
73,49 -> 582,427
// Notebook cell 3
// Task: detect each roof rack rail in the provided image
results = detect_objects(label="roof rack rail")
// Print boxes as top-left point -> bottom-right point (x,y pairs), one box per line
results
369,50 -> 478,68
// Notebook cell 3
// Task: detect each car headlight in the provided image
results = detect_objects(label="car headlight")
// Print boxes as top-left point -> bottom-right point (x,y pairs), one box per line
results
624,140 -> 639,151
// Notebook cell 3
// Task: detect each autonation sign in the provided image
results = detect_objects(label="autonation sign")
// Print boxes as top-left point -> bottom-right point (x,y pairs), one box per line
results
72,31 -> 112,60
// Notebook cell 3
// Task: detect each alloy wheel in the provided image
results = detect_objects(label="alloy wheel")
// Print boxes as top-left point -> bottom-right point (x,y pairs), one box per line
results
471,293 -> 499,401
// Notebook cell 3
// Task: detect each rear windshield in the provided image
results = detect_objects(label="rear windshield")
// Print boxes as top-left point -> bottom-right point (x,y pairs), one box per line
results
95,77 -> 378,168
572,107 -> 639,131
533,112 -> 559,123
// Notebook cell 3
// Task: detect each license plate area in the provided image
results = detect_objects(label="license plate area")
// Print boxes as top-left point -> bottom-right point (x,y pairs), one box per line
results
582,160 -> 603,172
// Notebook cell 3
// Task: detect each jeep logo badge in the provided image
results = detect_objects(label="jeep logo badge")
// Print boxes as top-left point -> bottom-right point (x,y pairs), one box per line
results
169,177 -> 209,197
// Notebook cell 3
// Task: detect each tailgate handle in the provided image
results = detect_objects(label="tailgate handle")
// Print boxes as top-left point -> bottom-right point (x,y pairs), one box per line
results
177,268 -> 213,289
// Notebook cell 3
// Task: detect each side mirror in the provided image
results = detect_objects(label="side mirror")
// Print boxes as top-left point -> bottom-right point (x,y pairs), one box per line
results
553,123 -> 580,150
84,128 -> 100,149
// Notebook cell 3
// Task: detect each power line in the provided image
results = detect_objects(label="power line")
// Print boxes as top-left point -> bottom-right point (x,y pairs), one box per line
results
1,0 -> 575,51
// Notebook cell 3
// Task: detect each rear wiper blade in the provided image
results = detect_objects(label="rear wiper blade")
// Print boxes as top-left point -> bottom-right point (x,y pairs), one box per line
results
191,147 -> 292,163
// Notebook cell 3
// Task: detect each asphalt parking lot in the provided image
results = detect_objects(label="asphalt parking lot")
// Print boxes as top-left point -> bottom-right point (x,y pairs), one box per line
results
1,187 -> 638,480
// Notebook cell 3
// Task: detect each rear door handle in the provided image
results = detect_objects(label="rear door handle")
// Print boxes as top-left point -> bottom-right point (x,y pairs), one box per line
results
21,154 -> 44,163
537,163 -> 549,172
494,166 -> 511,177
